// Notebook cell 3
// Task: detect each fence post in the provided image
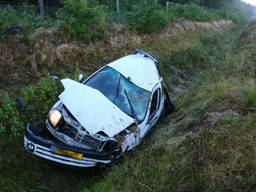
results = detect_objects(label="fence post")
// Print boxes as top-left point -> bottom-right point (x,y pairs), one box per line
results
38,0 -> 45,18
116,0 -> 120,23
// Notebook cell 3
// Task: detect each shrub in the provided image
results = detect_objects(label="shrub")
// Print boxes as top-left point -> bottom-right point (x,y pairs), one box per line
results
228,10 -> 247,25
0,96 -> 23,137
22,76 -> 61,123
57,0 -> 106,42
125,3 -> 168,33
168,3 -> 215,22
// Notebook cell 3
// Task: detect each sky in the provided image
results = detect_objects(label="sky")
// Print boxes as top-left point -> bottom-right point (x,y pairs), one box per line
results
242,0 -> 256,6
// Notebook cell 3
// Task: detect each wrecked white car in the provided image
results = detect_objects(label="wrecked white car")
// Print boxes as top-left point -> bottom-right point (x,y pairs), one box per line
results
24,49 -> 175,167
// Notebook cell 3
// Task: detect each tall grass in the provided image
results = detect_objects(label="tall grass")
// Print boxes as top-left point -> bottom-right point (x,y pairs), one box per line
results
244,79 -> 256,107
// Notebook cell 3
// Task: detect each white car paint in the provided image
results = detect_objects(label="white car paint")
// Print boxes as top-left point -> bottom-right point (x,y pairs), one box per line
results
108,54 -> 160,92
59,79 -> 135,137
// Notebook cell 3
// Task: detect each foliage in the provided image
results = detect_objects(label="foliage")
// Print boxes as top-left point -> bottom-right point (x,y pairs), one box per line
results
125,3 -> 168,33
124,3 -> 236,33
228,10 -> 247,25
22,76 -> 61,124
57,0 -> 106,42
0,95 -> 23,137
0,4 -> 53,38
167,3 -> 216,22
0,76 -> 60,137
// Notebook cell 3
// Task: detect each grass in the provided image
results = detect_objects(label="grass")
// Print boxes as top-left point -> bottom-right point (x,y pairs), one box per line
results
0,6 -> 251,191
0,24 -> 239,192
0,0 -> 251,191
244,79 -> 256,107
81,23 -> 256,192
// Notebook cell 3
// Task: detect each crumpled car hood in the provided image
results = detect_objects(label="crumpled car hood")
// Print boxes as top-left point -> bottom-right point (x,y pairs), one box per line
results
59,79 -> 134,137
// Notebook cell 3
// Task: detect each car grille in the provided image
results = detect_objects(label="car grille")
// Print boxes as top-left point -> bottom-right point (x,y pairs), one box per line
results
59,122 -> 78,138
59,106 -> 104,150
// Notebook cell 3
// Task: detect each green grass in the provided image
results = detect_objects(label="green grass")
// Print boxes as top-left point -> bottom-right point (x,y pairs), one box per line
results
0,25 -> 239,192
0,7 -> 251,191
81,24 -> 256,192
244,79 -> 256,108
0,0 -> 251,191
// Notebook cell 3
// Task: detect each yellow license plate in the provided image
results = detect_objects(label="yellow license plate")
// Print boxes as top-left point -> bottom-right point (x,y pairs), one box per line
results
51,146 -> 83,160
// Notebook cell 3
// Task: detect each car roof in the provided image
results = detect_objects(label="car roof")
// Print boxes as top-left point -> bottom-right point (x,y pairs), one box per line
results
107,54 -> 160,92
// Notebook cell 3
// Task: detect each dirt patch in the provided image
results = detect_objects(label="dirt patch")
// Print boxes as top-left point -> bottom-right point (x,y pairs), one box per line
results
188,109 -> 240,131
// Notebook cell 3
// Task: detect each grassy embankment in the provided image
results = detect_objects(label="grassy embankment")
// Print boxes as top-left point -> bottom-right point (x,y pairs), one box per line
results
82,23 -> 256,191
0,25 -> 240,192
0,1 -> 250,192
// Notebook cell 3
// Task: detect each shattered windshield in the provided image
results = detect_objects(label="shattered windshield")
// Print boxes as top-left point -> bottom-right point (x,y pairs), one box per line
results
85,66 -> 151,122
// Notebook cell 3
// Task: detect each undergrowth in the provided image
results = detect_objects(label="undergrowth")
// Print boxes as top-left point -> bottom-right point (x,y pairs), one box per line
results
0,1 -> 247,40
0,4 -> 53,38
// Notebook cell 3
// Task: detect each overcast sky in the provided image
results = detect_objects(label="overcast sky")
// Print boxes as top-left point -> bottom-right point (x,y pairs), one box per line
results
242,0 -> 256,6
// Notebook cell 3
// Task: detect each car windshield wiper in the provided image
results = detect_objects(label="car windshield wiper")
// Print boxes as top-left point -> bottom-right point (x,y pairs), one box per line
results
114,76 -> 121,104
124,88 -> 138,121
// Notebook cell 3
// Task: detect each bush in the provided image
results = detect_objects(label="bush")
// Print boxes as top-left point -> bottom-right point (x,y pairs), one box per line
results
228,10 -> 247,25
22,76 -> 61,123
168,3 -> 216,22
0,96 -> 23,137
0,4 -> 54,38
57,0 -> 106,42
125,3 -> 168,33
0,76 -> 61,137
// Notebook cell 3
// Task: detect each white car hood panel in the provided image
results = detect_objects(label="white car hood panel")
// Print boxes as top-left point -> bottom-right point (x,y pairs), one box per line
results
59,79 -> 134,137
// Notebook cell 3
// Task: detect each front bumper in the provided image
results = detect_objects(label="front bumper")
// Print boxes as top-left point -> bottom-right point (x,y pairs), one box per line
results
24,124 -> 112,167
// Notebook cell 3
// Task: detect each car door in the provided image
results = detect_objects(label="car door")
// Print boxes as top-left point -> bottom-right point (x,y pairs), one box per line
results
139,87 -> 161,138
148,88 -> 161,126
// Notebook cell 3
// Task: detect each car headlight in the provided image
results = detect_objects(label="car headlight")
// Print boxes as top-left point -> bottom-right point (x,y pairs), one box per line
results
48,109 -> 62,128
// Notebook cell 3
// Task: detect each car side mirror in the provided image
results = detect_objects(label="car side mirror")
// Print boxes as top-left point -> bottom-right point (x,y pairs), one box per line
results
51,75 -> 59,81
78,74 -> 84,82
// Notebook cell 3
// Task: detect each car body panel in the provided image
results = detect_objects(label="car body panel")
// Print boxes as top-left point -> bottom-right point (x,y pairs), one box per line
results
59,79 -> 135,137
107,55 -> 160,91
